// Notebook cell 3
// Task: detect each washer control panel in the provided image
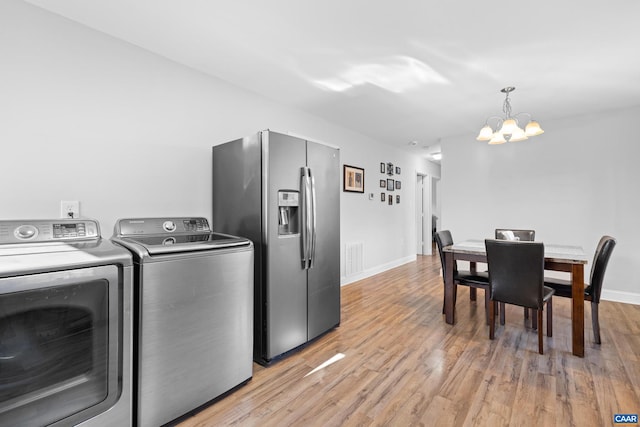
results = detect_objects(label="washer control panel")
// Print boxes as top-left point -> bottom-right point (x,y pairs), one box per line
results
0,219 -> 100,244
115,217 -> 211,236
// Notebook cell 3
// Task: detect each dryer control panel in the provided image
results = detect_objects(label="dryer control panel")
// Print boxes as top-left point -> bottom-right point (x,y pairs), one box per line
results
0,219 -> 100,244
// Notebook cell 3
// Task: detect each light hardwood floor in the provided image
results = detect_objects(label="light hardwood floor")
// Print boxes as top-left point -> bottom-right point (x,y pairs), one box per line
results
178,254 -> 640,426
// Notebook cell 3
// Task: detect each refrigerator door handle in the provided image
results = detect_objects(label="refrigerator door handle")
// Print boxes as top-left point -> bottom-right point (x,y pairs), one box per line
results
300,169 -> 307,268
300,167 -> 312,269
309,168 -> 317,269
305,168 -> 314,269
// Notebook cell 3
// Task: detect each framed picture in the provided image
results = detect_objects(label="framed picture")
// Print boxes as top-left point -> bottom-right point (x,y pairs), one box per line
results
343,165 -> 365,193
396,195 -> 400,203
379,179 -> 386,188
380,162 -> 386,173
395,166 -> 401,175
381,193 -> 386,201
386,179 -> 395,191
395,180 -> 401,190
387,162 -> 394,176
388,197 -> 393,205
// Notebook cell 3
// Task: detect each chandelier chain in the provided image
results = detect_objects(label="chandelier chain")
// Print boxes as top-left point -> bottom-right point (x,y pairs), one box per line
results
502,93 -> 512,118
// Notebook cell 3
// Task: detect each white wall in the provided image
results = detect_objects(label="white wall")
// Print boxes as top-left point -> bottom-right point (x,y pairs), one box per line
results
441,107 -> 640,304
339,142 -> 440,283
0,0 -> 439,284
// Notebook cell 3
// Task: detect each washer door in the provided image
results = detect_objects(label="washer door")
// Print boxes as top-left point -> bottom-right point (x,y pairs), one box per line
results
0,265 -> 121,426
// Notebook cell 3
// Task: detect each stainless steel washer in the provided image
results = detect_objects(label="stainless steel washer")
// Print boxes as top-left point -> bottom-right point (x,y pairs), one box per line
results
111,217 -> 253,427
0,219 -> 133,426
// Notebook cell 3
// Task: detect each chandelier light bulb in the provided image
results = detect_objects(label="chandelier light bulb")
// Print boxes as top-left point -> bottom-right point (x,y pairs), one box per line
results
476,125 -> 494,141
525,120 -> 544,136
488,132 -> 507,145
499,118 -> 518,135
509,127 -> 529,142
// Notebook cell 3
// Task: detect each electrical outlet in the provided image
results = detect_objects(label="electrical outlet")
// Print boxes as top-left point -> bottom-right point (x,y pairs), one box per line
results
60,201 -> 80,219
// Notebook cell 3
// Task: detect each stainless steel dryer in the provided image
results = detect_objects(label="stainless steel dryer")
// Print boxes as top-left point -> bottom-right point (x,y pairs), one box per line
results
111,217 -> 253,427
0,219 -> 133,426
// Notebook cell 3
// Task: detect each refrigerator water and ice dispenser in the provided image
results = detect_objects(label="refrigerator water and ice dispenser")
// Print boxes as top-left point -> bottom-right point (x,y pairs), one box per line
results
278,190 -> 299,235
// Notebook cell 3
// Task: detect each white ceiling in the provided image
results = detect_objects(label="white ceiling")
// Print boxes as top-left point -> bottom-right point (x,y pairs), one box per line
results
24,0 -> 640,160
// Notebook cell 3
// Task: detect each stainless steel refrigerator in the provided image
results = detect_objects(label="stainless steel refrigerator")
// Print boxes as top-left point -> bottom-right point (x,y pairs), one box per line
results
212,130 -> 340,364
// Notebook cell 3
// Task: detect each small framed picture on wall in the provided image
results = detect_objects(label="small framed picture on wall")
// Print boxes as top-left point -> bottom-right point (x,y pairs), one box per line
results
380,179 -> 386,188
395,181 -> 401,190
343,165 -> 365,193
386,179 -> 394,191
381,193 -> 386,202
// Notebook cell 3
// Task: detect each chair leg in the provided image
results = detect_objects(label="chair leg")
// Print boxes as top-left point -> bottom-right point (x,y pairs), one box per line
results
499,302 -> 505,325
546,299 -> 553,337
592,301 -> 601,344
531,309 -> 537,330
470,287 -> 477,301
524,307 -> 529,320
489,300 -> 496,340
484,289 -> 490,325
537,309 -> 544,354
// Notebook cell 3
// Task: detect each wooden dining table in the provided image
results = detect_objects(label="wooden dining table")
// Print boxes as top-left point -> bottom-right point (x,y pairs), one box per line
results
443,240 -> 589,357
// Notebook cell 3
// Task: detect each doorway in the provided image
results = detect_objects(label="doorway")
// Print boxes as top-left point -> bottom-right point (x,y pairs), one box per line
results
431,176 -> 440,244
415,174 -> 432,255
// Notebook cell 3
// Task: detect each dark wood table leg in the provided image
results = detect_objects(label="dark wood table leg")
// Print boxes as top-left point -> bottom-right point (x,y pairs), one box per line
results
444,251 -> 455,324
571,264 -> 585,357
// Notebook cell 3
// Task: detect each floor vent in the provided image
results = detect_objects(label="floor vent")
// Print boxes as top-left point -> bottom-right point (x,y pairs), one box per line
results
345,242 -> 363,276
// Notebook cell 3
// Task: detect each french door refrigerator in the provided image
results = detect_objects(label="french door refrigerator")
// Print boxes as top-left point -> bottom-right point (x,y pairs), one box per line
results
212,130 -> 340,364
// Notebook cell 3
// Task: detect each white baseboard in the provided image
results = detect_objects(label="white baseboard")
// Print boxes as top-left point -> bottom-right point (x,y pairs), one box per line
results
341,255 -> 417,286
602,289 -> 640,305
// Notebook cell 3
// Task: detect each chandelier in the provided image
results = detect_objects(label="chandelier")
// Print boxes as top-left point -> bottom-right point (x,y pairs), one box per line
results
476,87 -> 544,144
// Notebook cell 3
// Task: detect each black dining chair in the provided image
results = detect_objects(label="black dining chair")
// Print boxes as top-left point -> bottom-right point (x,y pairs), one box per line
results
485,239 -> 554,354
544,235 -> 616,344
495,229 -> 536,325
435,230 -> 491,323
495,229 -> 535,241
